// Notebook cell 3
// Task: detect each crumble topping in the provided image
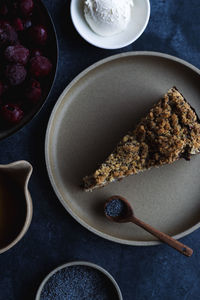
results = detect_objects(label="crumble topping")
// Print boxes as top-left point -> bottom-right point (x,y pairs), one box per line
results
84,87 -> 200,191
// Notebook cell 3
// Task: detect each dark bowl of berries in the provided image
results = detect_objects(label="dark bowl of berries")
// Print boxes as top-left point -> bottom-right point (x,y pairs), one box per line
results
0,0 -> 58,139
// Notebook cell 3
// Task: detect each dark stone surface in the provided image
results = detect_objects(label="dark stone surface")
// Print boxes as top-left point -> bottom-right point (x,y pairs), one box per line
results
0,0 -> 200,299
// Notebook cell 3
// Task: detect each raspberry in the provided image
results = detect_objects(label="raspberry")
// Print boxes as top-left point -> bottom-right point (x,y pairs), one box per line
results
1,103 -> 24,123
5,64 -> 27,86
25,79 -> 42,104
5,45 -> 30,65
29,25 -> 47,46
30,56 -> 52,78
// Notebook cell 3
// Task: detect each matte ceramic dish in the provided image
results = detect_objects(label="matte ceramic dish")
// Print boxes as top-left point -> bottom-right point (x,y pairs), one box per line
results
0,161 -> 33,254
45,51 -> 200,246
70,0 -> 150,49
35,261 -> 123,300
0,0 -> 58,140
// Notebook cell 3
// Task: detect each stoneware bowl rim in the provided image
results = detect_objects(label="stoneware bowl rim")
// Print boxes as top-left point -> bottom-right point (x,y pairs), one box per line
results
35,261 -> 123,300
0,160 -> 33,254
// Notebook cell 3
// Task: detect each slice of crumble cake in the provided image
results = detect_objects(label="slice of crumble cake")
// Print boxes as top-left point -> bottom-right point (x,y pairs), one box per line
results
83,87 -> 200,191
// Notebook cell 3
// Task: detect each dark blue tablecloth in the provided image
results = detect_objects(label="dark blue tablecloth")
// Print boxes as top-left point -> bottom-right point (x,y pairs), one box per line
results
1,1 -> 200,299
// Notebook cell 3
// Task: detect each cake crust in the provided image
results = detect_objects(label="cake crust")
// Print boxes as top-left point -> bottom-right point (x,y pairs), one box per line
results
83,87 -> 200,191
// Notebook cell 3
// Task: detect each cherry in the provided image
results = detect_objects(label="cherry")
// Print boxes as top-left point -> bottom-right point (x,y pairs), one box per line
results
19,0 -> 34,17
23,18 -> 32,30
0,3 -> 8,16
31,49 -> 42,57
1,103 -> 23,123
5,45 -> 29,65
25,79 -> 42,104
5,64 -> 27,86
0,81 -> 4,96
0,23 -> 18,47
13,18 -> 24,31
0,20 -> 9,27
29,25 -> 47,46
30,56 -> 52,78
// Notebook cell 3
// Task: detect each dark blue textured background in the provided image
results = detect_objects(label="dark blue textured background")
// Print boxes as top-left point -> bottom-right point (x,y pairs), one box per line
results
0,1 -> 200,299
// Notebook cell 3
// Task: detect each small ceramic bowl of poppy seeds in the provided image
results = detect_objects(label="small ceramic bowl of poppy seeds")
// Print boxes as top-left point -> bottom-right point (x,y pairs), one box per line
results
36,261 -> 123,300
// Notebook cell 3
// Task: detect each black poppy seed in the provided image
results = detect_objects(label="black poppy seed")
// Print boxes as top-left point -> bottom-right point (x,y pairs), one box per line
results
105,199 -> 126,217
40,265 -> 118,300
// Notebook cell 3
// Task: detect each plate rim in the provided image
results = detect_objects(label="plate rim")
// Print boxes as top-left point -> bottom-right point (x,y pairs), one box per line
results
45,51 -> 200,246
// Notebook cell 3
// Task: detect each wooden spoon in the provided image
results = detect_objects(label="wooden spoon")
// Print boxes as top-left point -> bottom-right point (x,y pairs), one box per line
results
104,195 -> 193,257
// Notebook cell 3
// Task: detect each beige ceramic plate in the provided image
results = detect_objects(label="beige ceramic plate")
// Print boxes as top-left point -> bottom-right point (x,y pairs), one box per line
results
45,51 -> 200,246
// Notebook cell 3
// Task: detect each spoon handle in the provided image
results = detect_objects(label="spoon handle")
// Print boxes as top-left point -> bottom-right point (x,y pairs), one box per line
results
132,217 -> 193,257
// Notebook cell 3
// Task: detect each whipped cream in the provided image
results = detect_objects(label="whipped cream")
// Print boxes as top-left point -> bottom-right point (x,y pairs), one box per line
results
84,0 -> 134,37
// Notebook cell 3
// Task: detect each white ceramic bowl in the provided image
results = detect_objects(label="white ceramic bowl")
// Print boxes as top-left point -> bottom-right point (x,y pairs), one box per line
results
36,261 -> 123,299
70,0 -> 150,49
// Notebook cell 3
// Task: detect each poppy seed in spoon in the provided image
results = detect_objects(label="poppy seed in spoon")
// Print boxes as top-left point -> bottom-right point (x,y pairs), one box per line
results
105,198 -> 126,217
